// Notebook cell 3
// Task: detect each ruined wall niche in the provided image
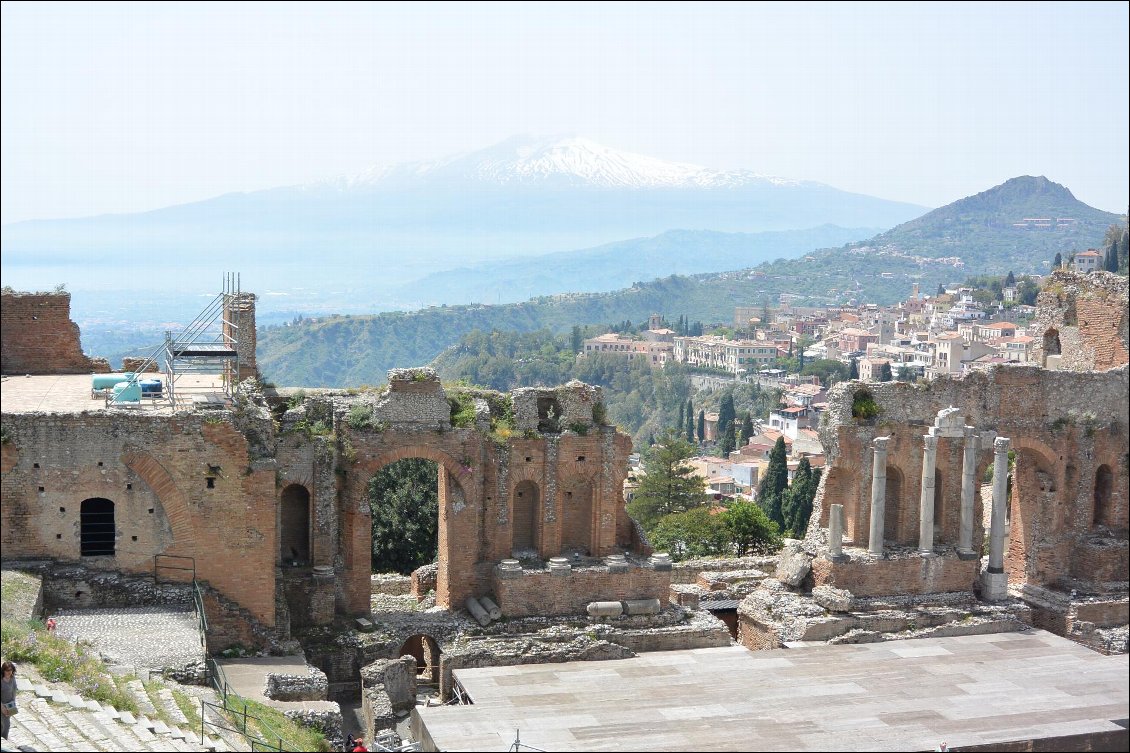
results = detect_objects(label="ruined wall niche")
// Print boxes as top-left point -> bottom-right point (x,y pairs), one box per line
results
511,480 -> 540,554
1094,464 -> 1114,528
560,477 -> 594,555
883,467 -> 904,546
280,484 -> 311,566
1032,270 -> 1129,372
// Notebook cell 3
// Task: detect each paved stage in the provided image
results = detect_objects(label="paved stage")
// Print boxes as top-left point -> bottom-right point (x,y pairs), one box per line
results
414,629 -> 1128,751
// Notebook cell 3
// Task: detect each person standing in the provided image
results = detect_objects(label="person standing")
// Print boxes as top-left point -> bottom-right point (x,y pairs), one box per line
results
1,661 -> 18,741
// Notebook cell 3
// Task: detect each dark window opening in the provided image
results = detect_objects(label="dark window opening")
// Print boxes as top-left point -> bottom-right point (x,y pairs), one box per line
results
536,397 -> 562,433
1094,465 -> 1114,527
80,497 -> 116,557
206,477 -> 215,489
280,484 -> 311,567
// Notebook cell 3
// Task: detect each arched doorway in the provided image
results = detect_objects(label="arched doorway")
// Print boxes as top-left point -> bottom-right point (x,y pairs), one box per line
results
512,480 -> 540,555
280,484 -> 311,566
1006,446 -> 1058,586
1042,329 -> 1061,367
369,459 -> 439,575
399,634 -> 442,691
80,498 -> 116,557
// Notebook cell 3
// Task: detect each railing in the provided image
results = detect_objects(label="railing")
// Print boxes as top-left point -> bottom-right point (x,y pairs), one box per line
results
154,553 -> 196,582
200,696 -> 290,752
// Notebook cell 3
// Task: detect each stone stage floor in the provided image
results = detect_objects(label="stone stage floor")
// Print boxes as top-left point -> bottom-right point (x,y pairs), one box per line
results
414,629 -> 1128,752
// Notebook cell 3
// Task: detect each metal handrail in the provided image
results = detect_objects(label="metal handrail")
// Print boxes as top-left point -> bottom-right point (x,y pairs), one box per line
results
154,553 -> 196,582
201,697 -> 289,752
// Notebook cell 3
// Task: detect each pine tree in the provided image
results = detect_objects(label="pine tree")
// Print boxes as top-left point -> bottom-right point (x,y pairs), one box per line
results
1053,252 -> 1062,269
697,409 -> 706,443
758,437 -> 790,530
626,430 -> 708,531
739,412 -> 754,447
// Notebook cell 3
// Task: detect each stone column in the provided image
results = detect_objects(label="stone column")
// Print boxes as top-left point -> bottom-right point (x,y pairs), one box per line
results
829,504 -> 846,561
982,437 -> 1011,601
918,435 -> 939,554
867,437 -> 890,555
957,427 -> 979,559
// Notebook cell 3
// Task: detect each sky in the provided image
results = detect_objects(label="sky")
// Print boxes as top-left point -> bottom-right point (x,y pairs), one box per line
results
2,1 -> 1127,225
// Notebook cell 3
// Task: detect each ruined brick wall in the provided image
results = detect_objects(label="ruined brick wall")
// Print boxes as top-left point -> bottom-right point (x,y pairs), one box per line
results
811,554 -> 979,597
809,366 -> 1129,595
491,565 -> 670,618
0,412 -> 277,628
1032,270 -> 1129,372
1,291 -> 104,374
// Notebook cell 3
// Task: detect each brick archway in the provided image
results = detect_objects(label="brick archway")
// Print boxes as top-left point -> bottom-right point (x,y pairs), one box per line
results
1007,437 -> 1060,587
346,442 -> 476,616
121,450 -> 195,556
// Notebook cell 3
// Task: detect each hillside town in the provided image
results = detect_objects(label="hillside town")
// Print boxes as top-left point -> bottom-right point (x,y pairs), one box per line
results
590,255 -> 1114,509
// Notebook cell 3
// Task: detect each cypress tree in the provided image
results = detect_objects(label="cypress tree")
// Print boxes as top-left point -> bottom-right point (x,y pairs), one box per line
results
758,437 -> 789,529
739,412 -> 754,447
685,405 -> 696,443
849,358 -> 859,380
1005,270 -> 1016,287
677,400 -> 685,433
879,361 -> 893,382
1107,241 -> 1120,273
1053,251 -> 1062,269
697,409 -> 706,443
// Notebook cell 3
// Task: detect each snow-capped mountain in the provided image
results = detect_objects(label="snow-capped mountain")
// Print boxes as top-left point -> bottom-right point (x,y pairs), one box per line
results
2,135 -> 929,295
336,135 -> 806,190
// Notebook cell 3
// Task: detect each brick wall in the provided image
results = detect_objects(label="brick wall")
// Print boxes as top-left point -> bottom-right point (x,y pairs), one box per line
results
492,565 -> 669,617
1,291 -> 103,374
811,554 -> 979,597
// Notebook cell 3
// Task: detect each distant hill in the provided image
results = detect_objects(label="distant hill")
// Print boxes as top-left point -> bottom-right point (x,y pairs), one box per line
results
257,176 -> 1119,388
406,225 -> 882,306
860,176 -> 1119,272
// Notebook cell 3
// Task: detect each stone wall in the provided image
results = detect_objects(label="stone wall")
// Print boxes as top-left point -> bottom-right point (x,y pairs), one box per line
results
265,666 -> 329,701
1031,270 -> 1129,372
492,563 -> 670,618
0,412 -> 277,629
808,366 -> 1129,595
1,290 -> 107,374
811,553 -> 979,597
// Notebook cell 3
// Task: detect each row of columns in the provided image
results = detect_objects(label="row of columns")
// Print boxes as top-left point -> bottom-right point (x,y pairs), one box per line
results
856,432 -> 1010,566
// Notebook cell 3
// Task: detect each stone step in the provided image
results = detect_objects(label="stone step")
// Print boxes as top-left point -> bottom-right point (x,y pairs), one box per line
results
15,677 -> 34,692
119,710 -> 138,725
153,718 -> 171,735
126,679 -> 161,718
34,683 -> 52,698
158,687 -> 192,726
68,693 -> 89,710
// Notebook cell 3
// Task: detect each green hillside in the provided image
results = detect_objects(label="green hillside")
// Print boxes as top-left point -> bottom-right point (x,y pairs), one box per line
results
257,176 -> 1120,388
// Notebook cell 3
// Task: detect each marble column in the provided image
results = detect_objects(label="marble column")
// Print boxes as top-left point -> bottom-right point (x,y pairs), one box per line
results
918,435 -> 939,554
988,437 -> 1011,573
829,504 -> 846,561
958,427 -> 979,558
867,437 -> 890,555
982,437 -> 1011,601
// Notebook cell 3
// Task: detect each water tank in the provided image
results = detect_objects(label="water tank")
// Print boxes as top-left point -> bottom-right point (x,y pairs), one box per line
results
112,382 -> 142,402
93,373 -> 134,390
139,379 -> 162,395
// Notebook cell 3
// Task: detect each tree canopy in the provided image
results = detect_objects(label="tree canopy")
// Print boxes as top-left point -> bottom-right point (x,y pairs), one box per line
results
627,430 -> 708,531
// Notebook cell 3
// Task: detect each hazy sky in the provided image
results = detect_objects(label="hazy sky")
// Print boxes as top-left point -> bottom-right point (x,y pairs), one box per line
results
2,1 -> 1127,224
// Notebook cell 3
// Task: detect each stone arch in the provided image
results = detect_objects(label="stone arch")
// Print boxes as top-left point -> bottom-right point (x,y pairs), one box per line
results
121,450 -> 195,554
560,476 -> 595,555
1006,439 -> 1059,587
399,633 -> 442,688
279,483 -> 311,566
512,480 -> 541,554
1094,464 -> 1114,528
884,466 -> 905,545
353,444 -> 473,614
80,497 -> 116,557
1042,328 -> 1061,367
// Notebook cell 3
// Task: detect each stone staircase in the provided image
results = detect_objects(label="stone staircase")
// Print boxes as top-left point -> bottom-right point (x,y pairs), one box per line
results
3,678 -> 238,753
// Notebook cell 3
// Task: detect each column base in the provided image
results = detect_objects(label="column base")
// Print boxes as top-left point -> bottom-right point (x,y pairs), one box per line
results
918,549 -> 937,558
956,548 -> 979,561
828,554 -> 849,563
980,571 -> 1008,601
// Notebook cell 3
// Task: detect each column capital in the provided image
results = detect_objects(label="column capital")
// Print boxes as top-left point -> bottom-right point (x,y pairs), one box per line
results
923,434 -> 938,450
872,436 -> 889,451
963,426 -> 977,440
994,436 -> 1011,453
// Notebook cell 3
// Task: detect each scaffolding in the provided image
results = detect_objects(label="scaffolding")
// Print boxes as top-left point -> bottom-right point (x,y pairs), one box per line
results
106,273 -> 246,410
